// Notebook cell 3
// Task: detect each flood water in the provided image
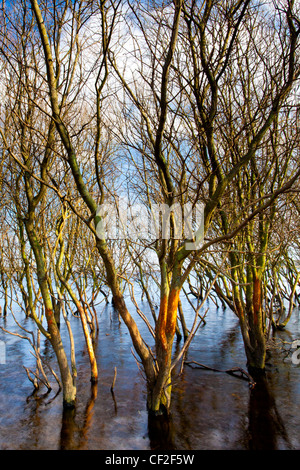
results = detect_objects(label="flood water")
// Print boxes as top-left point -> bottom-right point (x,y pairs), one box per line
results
0,289 -> 300,451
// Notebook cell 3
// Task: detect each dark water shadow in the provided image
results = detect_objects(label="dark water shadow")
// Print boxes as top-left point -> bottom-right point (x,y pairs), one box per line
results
246,373 -> 292,450
147,411 -> 176,450
60,406 -> 77,450
2,301 -> 300,450
60,382 -> 98,450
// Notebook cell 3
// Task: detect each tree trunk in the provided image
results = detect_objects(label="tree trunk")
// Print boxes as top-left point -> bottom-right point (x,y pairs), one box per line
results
242,277 -> 266,373
57,270 -> 98,384
3,283 -> 8,317
46,307 -> 77,407
148,286 -> 180,414
25,221 -> 76,407
178,298 -> 189,342
53,298 -> 61,328
96,238 -> 157,383
74,302 -> 98,384
242,321 -> 266,372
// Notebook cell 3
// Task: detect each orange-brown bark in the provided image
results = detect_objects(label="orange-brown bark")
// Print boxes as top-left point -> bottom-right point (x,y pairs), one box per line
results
156,288 -> 180,352
156,296 -> 168,352
45,307 -> 57,331
77,305 -> 98,383
253,277 -> 261,325
166,289 -> 180,339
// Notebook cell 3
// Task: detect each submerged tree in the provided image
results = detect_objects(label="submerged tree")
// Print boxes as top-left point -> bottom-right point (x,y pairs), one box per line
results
28,0 -> 300,413
178,0 -> 300,373
0,1 -> 100,404
0,21 -> 77,403
0,0 -> 299,416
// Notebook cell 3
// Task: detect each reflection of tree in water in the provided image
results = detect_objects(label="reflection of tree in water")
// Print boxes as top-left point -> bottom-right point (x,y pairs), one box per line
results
247,375 -> 292,450
60,407 -> 77,450
147,411 -> 176,451
60,377 -> 177,451
60,382 -> 98,450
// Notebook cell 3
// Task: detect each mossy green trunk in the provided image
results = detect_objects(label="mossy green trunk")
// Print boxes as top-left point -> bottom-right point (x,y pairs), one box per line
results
25,220 -> 76,407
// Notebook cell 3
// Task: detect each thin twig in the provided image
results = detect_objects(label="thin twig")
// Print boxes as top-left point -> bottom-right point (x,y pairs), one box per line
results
111,366 -> 117,392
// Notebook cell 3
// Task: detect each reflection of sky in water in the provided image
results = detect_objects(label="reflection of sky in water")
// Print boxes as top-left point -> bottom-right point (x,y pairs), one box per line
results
0,292 -> 300,450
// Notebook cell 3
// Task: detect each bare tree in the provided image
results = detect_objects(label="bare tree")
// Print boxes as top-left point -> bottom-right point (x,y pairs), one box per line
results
1,0 -> 299,416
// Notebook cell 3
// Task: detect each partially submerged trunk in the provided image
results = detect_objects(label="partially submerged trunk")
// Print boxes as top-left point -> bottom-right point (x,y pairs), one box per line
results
57,269 -> 98,384
96,238 -> 157,384
72,300 -> 98,384
238,276 -> 266,373
97,238 -> 183,415
178,299 -> 189,342
45,306 -> 77,407
25,220 -> 77,408
148,282 -> 180,414
53,298 -> 61,328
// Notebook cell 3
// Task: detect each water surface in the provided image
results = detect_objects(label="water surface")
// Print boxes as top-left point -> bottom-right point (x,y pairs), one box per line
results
0,294 -> 300,450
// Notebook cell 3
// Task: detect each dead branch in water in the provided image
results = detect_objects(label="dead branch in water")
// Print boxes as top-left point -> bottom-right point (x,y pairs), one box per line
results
111,366 -> 117,392
184,360 -> 256,389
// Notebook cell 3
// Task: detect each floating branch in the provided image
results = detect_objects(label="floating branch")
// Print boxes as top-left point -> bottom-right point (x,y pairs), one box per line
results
184,360 -> 256,389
